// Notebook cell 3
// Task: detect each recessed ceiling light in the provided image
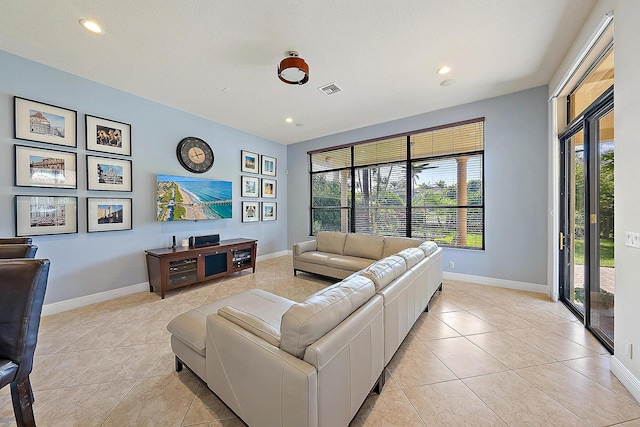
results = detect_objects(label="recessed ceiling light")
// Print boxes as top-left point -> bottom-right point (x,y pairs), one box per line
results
436,66 -> 451,75
285,117 -> 293,123
80,19 -> 104,34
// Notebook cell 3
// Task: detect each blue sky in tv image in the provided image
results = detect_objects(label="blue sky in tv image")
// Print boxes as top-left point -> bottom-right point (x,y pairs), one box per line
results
156,174 -> 232,221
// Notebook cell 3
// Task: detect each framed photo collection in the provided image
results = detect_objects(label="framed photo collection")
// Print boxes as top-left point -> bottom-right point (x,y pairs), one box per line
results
14,145 -> 77,189
261,155 -> 276,176
241,176 -> 259,197
86,115 -> 131,156
15,195 -> 78,236
86,155 -> 132,192
87,197 -> 133,232
241,201 -> 260,222
14,97 -> 77,147
261,178 -> 276,198
241,150 -> 260,174
262,202 -> 276,221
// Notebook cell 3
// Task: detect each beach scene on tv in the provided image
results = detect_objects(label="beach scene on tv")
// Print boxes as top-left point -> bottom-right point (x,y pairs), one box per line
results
156,174 -> 232,221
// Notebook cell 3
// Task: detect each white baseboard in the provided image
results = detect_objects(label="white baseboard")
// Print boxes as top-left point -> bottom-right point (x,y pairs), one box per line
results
256,250 -> 290,262
443,271 -> 548,294
42,282 -> 149,316
611,356 -> 640,403
41,251 -> 292,316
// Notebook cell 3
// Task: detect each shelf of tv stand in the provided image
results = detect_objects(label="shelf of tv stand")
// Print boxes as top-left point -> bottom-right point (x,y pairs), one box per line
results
145,238 -> 257,299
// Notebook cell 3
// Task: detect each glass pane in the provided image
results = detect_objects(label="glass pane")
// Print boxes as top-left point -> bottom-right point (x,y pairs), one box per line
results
310,147 -> 351,172
568,130 -> 586,315
312,208 -> 351,234
591,109 -> 614,342
311,170 -> 351,208
412,207 -> 483,248
410,121 -> 483,158
569,48 -> 614,121
354,164 -> 406,235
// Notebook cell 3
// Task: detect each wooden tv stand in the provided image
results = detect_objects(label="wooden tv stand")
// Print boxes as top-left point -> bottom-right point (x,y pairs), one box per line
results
145,238 -> 257,298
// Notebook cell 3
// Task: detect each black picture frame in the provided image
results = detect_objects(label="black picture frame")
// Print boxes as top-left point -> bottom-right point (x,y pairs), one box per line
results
15,195 -> 78,236
86,155 -> 133,192
87,197 -> 133,232
85,114 -> 132,156
14,144 -> 77,189
14,97 -> 77,147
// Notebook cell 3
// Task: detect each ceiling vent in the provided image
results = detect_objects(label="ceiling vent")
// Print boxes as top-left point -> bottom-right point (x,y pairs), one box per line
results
318,83 -> 341,96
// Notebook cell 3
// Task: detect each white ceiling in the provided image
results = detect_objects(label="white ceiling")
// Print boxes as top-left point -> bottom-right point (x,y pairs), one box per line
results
0,0 -> 595,145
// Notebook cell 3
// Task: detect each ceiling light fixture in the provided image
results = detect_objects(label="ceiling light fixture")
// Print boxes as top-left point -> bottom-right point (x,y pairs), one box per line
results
278,51 -> 309,85
79,19 -> 104,34
436,66 -> 451,75
285,117 -> 293,123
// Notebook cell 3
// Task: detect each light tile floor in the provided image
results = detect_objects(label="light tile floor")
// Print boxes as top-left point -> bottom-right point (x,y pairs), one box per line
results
2,256 -> 639,427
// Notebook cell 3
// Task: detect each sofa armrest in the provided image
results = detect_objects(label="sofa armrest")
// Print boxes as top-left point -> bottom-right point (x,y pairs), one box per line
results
206,314 -> 318,427
217,305 -> 281,346
294,239 -> 317,256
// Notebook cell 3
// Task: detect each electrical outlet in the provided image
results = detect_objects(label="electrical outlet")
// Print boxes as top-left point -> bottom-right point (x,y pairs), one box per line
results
449,261 -> 454,269
626,340 -> 633,359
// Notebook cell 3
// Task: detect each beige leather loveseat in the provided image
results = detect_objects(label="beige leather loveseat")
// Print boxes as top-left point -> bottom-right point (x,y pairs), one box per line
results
293,231 -> 431,279
167,234 -> 442,427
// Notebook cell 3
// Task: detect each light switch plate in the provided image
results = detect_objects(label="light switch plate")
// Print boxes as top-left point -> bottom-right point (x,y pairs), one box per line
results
626,232 -> 640,248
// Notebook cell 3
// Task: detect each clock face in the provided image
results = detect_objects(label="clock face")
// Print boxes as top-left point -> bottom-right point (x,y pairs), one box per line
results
177,137 -> 214,173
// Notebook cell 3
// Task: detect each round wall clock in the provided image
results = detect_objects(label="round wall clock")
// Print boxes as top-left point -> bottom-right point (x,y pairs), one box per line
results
176,137 -> 214,173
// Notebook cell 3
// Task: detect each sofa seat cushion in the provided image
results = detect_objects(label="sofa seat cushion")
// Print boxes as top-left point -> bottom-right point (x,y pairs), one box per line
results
343,233 -> 384,260
358,255 -> 407,291
326,255 -> 375,272
280,275 -> 375,358
382,236 -> 424,258
419,241 -> 438,256
316,231 -> 347,255
167,289 -> 294,356
396,247 -> 425,269
296,251 -> 334,266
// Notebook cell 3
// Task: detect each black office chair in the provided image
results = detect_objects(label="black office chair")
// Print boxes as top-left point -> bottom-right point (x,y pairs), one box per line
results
0,238 -> 32,245
0,245 -> 38,259
0,259 -> 50,427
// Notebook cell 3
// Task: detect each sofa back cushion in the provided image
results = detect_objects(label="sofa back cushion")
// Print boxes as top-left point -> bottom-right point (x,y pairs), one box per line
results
358,255 -> 407,292
382,236 -> 424,258
343,233 -> 385,260
280,275 -> 375,358
419,241 -> 438,256
396,247 -> 425,269
316,231 -> 347,255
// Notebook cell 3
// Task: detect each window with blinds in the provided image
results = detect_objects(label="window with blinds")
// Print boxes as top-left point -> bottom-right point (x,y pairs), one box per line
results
309,118 -> 484,249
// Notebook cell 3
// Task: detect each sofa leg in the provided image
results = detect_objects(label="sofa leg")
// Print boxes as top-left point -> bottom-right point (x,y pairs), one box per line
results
373,370 -> 385,394
438,283 -> 443,292
293,269 -> 297,276
175,356 -> 183,372
424,303 -> 430,313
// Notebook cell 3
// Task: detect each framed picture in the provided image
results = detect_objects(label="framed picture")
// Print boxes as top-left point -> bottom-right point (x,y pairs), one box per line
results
14,97 -> 77,147
241,175 -> 259,197
87,197 -> 133,232
86,155 -> 132,192
261,155 -> 277,176
242,201 -> 260,222
261,178 -> 276,198
15,195 -> 78,236
14,145 -> 77,189
262,202 -> 277,221
241,150 -> 260,174
85,115 -> 131,156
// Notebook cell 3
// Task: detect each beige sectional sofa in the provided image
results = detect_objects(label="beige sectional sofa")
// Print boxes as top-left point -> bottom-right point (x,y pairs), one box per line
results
293,231 -> 432,279
167,233 -> 442,427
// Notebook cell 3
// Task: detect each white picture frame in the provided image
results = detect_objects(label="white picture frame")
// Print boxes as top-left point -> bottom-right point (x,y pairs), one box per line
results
242,201 -> 260,222
87,197 -> 133,232
14,145 -> 77,189
261,202 -> 277,221
85,114 -> 132,156
86,155 -> 132,192
15,195 -> 78,236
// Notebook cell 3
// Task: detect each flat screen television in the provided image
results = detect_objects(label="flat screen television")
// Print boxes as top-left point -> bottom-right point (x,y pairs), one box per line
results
156,174 -> 232,221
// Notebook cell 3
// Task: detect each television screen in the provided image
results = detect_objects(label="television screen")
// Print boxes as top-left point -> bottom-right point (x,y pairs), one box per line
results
156,174 -> 232,221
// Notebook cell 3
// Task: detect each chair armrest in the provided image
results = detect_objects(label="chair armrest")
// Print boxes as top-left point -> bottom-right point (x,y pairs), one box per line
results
293,239 -> 317,256
206,314 -> 318,427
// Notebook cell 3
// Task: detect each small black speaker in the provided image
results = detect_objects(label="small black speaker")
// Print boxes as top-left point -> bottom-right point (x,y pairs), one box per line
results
189,234 -> 220,248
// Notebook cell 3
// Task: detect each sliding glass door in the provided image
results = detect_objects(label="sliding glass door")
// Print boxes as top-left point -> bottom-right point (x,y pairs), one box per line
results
559,88 -> 614,351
